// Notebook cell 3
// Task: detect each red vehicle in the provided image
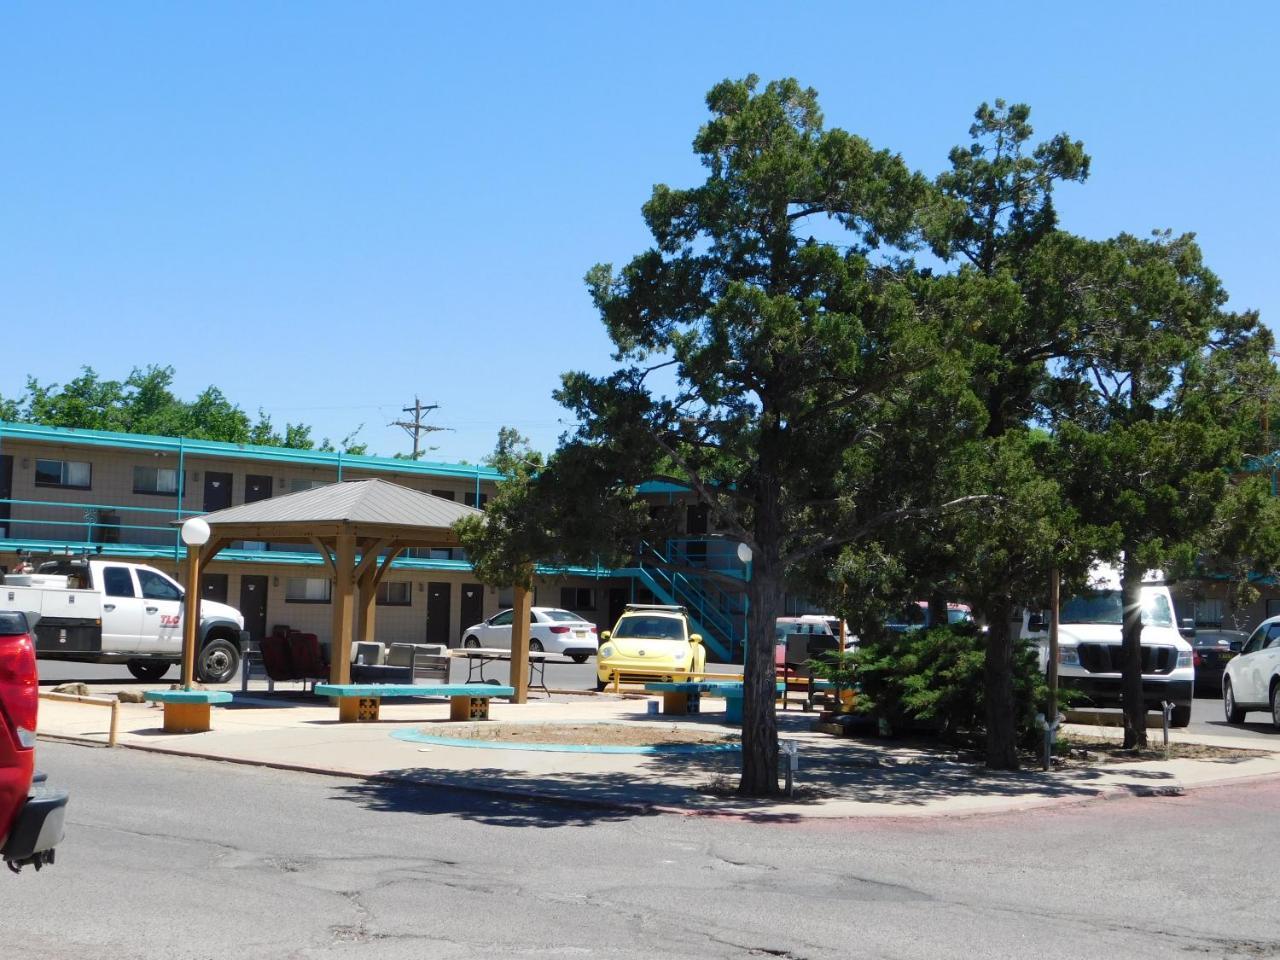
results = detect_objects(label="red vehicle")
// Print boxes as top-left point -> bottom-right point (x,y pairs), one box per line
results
1,611 -> 67,872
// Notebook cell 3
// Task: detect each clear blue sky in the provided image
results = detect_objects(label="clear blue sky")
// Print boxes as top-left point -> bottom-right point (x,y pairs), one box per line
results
2,2 -> 1276,462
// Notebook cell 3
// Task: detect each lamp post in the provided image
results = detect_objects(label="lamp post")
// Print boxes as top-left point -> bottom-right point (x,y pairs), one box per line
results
179,517 -> 211,690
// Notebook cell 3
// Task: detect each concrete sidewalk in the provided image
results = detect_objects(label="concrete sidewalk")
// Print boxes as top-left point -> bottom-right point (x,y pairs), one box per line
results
35,686 -> 1280,820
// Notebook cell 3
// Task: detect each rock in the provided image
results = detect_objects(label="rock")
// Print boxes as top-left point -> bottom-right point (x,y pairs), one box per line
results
115,690 -> 146,704
51,682 -> 90,697
168,682 -> 206,691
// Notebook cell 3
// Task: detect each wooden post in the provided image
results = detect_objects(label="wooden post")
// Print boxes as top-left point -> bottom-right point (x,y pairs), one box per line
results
180,543 -> 201,689
510,581 -> 532,704
356,569 -> 378,645
329,533 -> 356,684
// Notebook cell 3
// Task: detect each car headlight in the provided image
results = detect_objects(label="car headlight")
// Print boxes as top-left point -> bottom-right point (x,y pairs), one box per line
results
601,645 -> 613,658
1177,651 -> 1193,668
1058,647 -> 1080,666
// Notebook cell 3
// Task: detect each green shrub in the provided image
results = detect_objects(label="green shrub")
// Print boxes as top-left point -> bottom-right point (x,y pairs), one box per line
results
843,623 -> 1050,742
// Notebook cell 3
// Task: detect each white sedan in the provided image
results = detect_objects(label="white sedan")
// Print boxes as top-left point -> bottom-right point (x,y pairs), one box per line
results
460,607 -> 598,662
1222,616 -> 1280,727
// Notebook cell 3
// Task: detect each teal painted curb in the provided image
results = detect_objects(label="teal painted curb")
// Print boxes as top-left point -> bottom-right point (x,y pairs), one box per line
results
391,727 -> 741,755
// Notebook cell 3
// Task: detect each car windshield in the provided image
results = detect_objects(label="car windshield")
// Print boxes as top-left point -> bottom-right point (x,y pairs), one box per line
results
543,610 -> 584,623
612,616 -> 685,641
0,611 -> 29,634
1060,590 -> 1174,627
947,609 -> 972,624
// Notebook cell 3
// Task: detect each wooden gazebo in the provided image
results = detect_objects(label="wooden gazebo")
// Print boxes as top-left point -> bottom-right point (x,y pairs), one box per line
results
181,479 -> 534,701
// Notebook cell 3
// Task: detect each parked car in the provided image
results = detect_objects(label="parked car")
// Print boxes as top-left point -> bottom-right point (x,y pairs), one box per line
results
774,615 -> 853,668
597,604 -> 706,690
460,607 -> 598,662
1222,617 -> 1280,727
886,602 -> 974,633
0,611 -> 68,872
1191,629 -> 1245,697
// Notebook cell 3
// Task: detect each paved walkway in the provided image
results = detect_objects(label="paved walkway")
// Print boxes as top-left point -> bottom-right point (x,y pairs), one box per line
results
36,683 -> 1280,820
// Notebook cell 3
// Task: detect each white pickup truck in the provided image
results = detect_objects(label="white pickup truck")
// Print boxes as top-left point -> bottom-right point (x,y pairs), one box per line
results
1022,564 -> 1195,727
0,559 -> 248,683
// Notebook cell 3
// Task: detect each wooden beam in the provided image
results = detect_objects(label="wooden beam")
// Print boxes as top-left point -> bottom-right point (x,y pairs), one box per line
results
309,537 -> 338,577
370,545 -> 406,590
510,581 -> 532,704
329,533 -> 356,685
198,537 -> 229,567
353,538 -> 392,584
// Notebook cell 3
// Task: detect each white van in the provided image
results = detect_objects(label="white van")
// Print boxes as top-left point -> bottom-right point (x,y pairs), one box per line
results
1021,564 -> 1195,727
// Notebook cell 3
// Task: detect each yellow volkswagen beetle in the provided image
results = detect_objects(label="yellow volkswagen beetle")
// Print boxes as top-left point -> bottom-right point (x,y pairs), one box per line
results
596,604 -> 706,690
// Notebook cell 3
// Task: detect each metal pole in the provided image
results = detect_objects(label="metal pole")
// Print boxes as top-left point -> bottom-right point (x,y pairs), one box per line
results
175,438 -> 186,562
180,542 -> 201,689
1048,563 -> 1060,725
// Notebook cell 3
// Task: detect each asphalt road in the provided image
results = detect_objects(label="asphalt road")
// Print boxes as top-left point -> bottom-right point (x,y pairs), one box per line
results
6,740 -> 1280,959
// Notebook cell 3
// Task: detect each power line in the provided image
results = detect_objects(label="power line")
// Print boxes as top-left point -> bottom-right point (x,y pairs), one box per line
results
389,396 -> 452,458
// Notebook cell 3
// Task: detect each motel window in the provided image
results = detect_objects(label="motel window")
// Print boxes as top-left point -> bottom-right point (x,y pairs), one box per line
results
290,479 -> 325,493
133,466 -> 182,496
464,491 -> 489,510
431,489 -> 455,501
560,587 -> 597,611
1195,598 -> 1225,628
377,581 -> 412,606
35,459 -> 92,490
285,577 -> 332,603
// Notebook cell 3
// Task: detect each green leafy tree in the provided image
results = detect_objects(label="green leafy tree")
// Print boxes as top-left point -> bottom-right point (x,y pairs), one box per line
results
544,76 -> 995,795
1054,231 -> 1274,745
925,100 -> 1092,768
2,364 -> 364,453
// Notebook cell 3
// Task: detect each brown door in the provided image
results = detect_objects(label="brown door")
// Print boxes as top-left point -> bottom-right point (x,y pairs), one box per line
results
245,475 -> 273,503
0,454 -> 11,538
204,471 -> 233,512
425,581 -> 452,646
239,575 -> 269,645
608,587 -> 628,631
460,583 -> 484,640
201,573 -> 229,604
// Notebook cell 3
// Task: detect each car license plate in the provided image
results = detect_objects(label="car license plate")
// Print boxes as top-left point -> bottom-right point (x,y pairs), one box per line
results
574,630 -> 587,637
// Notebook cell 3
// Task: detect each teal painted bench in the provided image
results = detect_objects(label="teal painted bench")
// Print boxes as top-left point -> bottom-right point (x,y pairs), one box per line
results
143,689 -> 234,733
313,683 -> 515,722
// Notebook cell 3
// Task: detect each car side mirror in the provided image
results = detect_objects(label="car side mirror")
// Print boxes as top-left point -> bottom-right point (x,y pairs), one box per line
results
600,631 -> 610,641
690,633 -> 703,644
1027,613 -> 1046,633
1179,618 -> 1196,640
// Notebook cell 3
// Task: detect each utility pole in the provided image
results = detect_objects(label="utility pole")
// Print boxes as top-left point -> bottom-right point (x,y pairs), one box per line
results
390,397 -> 448,459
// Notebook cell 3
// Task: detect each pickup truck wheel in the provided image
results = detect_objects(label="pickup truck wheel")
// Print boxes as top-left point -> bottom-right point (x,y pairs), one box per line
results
197,638 -> 240,685
1170,704 -> 1192,728
126,659 -> 170,682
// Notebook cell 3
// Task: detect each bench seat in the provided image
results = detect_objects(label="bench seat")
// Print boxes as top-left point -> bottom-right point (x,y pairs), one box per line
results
643,681 -> 784,721
314,683 -> 515,722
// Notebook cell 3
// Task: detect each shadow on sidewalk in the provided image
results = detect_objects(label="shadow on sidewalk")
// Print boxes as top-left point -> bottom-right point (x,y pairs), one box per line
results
328,732 -> 1177,826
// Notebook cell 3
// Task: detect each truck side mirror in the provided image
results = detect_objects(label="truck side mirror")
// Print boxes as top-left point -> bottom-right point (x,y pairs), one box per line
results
1179,618 -> 1196,639
1027,613 -> 1046,633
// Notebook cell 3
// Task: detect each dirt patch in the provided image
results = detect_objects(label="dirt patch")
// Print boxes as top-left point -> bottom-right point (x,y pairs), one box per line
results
424,722 -> 739,748
1054,736 -> 1267,765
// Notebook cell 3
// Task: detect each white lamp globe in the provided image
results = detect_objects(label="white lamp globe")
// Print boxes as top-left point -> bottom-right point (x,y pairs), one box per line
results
736,542 -> 753,564
181,517 -> 211,546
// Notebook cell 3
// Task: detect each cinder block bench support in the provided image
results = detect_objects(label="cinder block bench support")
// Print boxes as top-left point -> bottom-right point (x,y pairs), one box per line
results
143,690 -> 235,734
314,683 -> 515,723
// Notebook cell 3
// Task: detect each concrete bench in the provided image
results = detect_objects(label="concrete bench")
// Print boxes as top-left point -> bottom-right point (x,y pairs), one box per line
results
143,689 -> 234,733
313,683 -> 515,722
643,681 -> 785,722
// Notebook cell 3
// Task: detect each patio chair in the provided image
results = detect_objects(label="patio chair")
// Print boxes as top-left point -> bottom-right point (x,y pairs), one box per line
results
287,633 -> 330,691
387,643 -> 449,684
257,635 -> 297,692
